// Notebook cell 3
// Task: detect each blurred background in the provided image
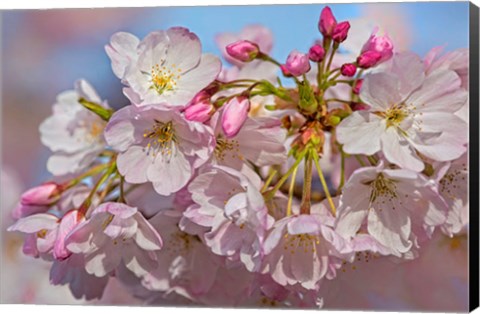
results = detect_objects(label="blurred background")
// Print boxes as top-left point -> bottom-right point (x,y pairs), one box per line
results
0,1 -> 470,310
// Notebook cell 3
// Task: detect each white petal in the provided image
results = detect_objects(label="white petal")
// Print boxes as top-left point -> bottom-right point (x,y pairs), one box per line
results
337,112 -> 383,155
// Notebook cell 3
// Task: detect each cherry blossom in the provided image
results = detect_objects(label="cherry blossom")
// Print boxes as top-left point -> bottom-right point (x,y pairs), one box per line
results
107,27 -> 221,108
39,79 -> 108,176
335,161 -> 448,256
337,52 -> 468,172
65,202 -> 163,277
104,105 -> 215,195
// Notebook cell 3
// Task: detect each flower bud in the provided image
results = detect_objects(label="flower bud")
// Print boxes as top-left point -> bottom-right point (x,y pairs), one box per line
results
353,79 -> 363,95
318,6 -> 337,38
280,64 -> 293,77
221,97 -> 250,138
226,40 -> 260,62
21,182 -> 61,206
184,92 -> 214,123
341,63 -> 357,77
351,102 -> 370,111
285,50 -> 311,77
308,44 -> 325,62
12,182 -> 62,219
332,21 -> 350,43
357,51 -> 382,69
361,28 -> 394,63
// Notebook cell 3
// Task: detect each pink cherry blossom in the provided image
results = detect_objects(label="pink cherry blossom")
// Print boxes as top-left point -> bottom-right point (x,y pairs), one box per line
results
332,21 -> 351,43
340,63 -> 357,77
50,254 -> 109,300
226,40 -> 260,63
13,182 -> 60,219
109,27 -> 221,108
140,210 -> 222,298
221,97 -> 250,138
425,47 -> 468,90
262,203 -> 353,290
216,24 -> 273,67
210,111 -> 287,170
356,50 -> 382,68
432,153 -> 468,236
335,161 -> 447,256
66,202 -> 163,277
186,166 -> 273,271
308,44 -> 325,62
337,52 -> 468,172
285,50 -> 311,77
39,79 -> 108,176
184,91 -> 214,123
104,105 -> 215,195
8,210 -> 84,259
318,6 -> 337,38
361,27 -> 394,63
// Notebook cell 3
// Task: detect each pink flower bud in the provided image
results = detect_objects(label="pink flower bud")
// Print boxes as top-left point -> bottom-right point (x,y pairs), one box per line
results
285,50 -> 311,77
361,28 -> 394,63
341,63 -> 357,77
222,97 -> 250,138
184,92 -> 214,123
351,102 -> 370,111
357,51 -> 382,69
225,40 -> 260,62
280,64 -> 293,77
318,6 -> 337,38
332,21 -> 350,43
353,79 -> 363,95
21,182 -> 61,206
308,44 -> 325,62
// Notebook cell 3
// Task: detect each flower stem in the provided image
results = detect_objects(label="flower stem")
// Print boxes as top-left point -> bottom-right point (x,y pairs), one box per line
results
367,155 -> 378,166
326,46 -> 337,73
64,162 -> 111,189
300,150 -> 313,215
118,176 -> 126,203
312,150 -> 336,216
79,160 -> 117,216
261,169 -> 278,193
286,164 -> 299,216
354,155 -> 366,167
264,149 -> 307,201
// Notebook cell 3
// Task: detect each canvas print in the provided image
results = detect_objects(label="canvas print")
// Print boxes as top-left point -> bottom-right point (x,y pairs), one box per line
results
0,1 -> 477,312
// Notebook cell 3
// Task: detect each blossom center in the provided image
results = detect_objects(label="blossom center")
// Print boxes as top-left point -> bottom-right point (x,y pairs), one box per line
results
150,63 -> 182,95
166,231 -> 200,255
143,120 -> 177,159
367,174 -> 399,210
283,233 -> 320,254
439,163 -> 467,200
215,137 -> 241,161
384,107 -> 408,128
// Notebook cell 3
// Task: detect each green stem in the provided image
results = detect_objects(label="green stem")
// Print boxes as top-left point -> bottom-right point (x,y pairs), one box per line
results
261,169 -> 278,193
326,46 -> 337,73
286,164 -> 299,216
312,151 -> 337,216
367,155 -> 378,166
64,162 -> 111,189
118,176 -> 126,203
79,161 -> 117,215
300,150 -> 313,215
354,155 -> 367,167
264,149 -> 308,200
